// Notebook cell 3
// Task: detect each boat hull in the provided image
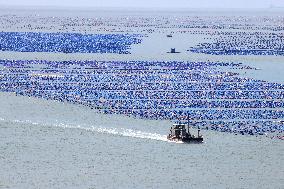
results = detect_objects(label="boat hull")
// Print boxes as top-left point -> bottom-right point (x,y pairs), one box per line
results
167,136 -> 203,143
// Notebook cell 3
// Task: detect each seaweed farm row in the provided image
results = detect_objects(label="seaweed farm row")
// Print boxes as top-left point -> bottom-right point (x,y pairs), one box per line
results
0,32 -> 144,54
190,32 -> 284,56
1,14 -> 283,34
0,60 -> 283,136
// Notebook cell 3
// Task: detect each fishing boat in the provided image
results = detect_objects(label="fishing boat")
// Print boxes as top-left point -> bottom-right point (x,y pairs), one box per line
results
167,123 -> 203,143
167,48 -> 180,53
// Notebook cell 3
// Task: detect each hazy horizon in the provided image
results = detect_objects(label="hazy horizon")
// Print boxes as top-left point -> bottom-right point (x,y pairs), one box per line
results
1,0 -> 284,9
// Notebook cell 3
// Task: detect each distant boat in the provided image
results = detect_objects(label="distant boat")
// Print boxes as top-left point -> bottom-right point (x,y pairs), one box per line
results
167,48 -> 180,53
166,34 -> 173,37
167,124 -> 203,143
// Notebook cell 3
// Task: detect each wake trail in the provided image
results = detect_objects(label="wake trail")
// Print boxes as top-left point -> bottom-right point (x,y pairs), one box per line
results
0,117 -> 169,142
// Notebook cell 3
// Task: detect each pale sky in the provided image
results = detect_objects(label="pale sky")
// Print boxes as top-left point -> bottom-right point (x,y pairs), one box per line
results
0,0 -> 284,9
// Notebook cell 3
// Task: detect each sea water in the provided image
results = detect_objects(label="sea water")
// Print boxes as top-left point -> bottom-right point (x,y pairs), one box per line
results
0,8 -> 283,189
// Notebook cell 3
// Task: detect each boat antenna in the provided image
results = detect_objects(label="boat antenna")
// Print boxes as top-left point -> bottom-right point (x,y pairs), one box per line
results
198,126 -> 200,137
187,112 -> 190,133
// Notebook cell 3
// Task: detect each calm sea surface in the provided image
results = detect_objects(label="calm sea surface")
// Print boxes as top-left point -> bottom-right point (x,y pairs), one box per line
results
0,8 -> 284,189
0,93 -> 283,189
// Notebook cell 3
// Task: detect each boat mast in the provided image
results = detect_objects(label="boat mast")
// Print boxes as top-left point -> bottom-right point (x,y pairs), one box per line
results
187,112 -> 190,133
198,127 -> 200,137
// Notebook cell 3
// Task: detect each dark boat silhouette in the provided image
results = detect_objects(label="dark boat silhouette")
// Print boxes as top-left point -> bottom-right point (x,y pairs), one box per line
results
167,48 -> 180,53
167,124 -> 203,143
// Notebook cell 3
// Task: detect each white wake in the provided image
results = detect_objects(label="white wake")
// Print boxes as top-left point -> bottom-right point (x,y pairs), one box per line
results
0,117 -> 169,142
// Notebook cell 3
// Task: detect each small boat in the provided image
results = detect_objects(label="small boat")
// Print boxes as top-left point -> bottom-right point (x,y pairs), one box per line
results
167,48 -> 180,53
167,124 -> 203,143
166,34 -> 173,37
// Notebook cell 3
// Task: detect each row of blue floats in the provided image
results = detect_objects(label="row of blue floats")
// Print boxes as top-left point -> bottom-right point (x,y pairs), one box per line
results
190,32 -> 284,56
0,32 -> 144,54
0,59 -> 283,137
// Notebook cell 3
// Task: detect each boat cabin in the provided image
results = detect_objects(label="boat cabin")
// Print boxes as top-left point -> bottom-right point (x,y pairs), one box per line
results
170,124 -> 191,139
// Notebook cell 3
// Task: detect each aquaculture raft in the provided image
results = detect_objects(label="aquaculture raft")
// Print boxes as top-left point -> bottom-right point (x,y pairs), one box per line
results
167,124 -> 203,143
